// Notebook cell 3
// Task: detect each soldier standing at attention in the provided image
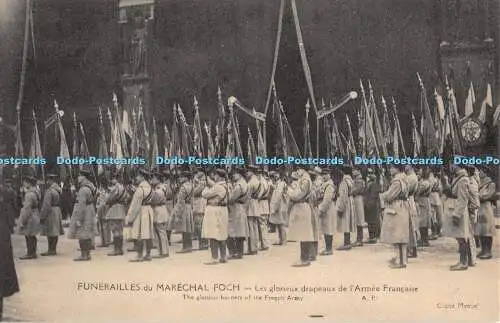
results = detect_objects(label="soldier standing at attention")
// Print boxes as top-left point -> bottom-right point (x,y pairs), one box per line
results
163,169 -> 175,245
380,164 -> 410,269
202,168 -> 229,265
193,169 -> 208,250
171,169 -> 194,253
416,167 -> 432,247
316,168 -> 336,256
307,167 -> 322,261
352,167 -> 366,247
336,165 -> 356,251
364,169 -> 381,243
256,168 -> 270,251
17,175 -> 41,260
286,167 -> 315,267
443,165 -> 472,271
96,184 -> 111,248
475,168 -> 496,260
429,169 -> 444,240
68,169 -> 97,261
405,165 -> 419,258
150,171 -> 170,258
246,166 -> 260,255
105,172 -> 128,256
269,169 -> 288,246
39,174 -> 64,256
465,165 -> 479,267
125,168 -> 155,262
227,166 -> 249,259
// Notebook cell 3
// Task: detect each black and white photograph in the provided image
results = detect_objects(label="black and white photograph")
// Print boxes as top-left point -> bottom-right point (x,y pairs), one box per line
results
0,0 -> 499,322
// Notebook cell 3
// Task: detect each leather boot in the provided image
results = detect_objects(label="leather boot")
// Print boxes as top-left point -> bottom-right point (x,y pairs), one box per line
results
478,237 -> 493,259
42,237 -> 57,256
177,233 -> 193,253
142,240 -> 152,261
292,242 -> 311,267
421,228 -> 430,247
450,240 -> 468,271
309,242 -> 318,261
205,239 -> 220,265
130,240 -> 144,262
353,226 -> 363,247
20,236 -> 36,260
320,235 -> 333,255
219,240 -> 228,263
476,237 -> 486,257
466,240 -> 475,267
336,233 -> 352,250
407,247 -> 417,258
108,237 -> 124,256
74,240 -> 91,261
390,244 -> 407,269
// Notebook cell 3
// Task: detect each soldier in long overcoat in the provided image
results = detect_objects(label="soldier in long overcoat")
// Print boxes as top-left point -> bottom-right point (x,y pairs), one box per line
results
316,168 -> 336,255
465,165 -> 479,267
150,172 -> 170,258
125,168 -> 155,262
336,165 -> 356,251
0,184 -> 20,321
105,173 -> 128,256
68,170 -> 97,261
429,170 -> 444,239
363,169 -> 381,243
16,175 -> 41,260
442,166 -> 472,270
287,168 -> 315,267
256,169 -> 271,251
352,168 -> 366,247
380,164 -> 410,269
4,179 -> 19,229
246,166 -> 260,255
163,169 -> 175,245
475,169 -> 496,260
269,169 -> 289,245
227,167 -> 249,259
405,166 -> 419,258
202,168 -> 229,265
171,170 -> 194,253
39,174 -> 64,256
307,167 -> 322,261
96,186 -> 111,248
192,169 -> 208,250
416,168 -> 432,247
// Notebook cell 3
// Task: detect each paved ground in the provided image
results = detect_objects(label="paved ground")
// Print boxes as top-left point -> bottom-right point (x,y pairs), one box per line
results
3,228 -> 499,323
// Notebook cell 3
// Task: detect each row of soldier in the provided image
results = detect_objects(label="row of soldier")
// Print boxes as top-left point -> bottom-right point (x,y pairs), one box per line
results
9,161 -> 496,268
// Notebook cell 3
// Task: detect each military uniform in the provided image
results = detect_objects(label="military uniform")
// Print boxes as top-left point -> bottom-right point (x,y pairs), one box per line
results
105,181 -> 128,256
316,175 -> 336,255
16,184 -> 41,259
193,172 -> 208,250
164,178 -> 175,245
429,172 -> 443,239
364,174 -> 381,242
227,174 -> 249,258
39,181 -> 64,256
405,169 -> 419,257
126,179 -> 155,261
476,172 -> 496,259
336,173 -> 356,250
287,169 -> 315,266
416,176 -> 432,246
246,171 -> 261,254
151,182 -> 170,258
352,171 -> 365,246
171,177 -> 194,253
443,168 -> 472,270
68,177 -> 97,261
269,177 -> 289,245
380,171 -> 410,268
202,173 -> 229,264
96,187 -> 111,247
257,174 -> 270,250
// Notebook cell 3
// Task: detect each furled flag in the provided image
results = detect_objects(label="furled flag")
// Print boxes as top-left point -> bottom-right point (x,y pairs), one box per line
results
29,111 -> 42,174
464,82 -> 475,117
478,83 -> 493,123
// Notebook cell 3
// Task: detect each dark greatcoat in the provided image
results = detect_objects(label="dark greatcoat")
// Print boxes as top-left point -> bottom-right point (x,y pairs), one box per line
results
363,179 -> 380,225
68,180 -> 97,240
40,183 -> 64,237
0,185 -> 20,298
